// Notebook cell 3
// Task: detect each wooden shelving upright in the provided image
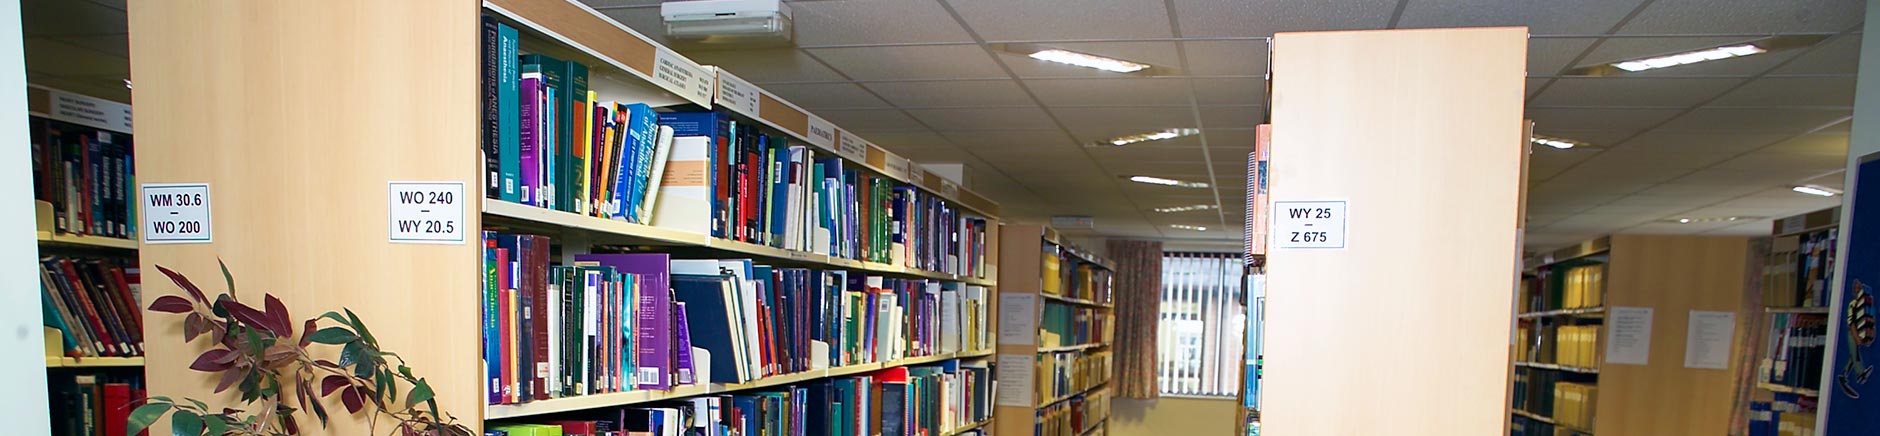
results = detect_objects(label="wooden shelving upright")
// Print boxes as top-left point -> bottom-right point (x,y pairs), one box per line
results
129,0 -> 1004,432
994,224 -> 1115,436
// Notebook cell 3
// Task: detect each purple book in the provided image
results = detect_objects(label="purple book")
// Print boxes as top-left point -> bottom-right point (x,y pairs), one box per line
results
674,301 -> 695,385
519,73 -> 541,206
574,253 -> 672,390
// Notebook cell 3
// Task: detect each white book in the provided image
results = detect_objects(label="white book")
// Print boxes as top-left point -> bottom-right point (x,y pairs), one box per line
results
637,125 -> 675,225
546,278 -> 561,396
648,136 -> 713,235
583,270 -> 599,395
940,284 -> 961,354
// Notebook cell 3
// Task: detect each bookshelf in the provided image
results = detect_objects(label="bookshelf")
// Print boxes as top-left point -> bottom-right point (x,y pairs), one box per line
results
995,223 -> 1115,436
1738,207 -> 1838,435
130,0 -> 1003,434
1511,235 -> 1752,436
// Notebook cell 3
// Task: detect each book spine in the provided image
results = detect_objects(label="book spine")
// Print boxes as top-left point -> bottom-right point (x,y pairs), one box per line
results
562,62 -> 587,213
497,25 -> 521,202
627,104 -> 658,223
674,301 -> 695,385
529,235 -> 551,401
519,73 -> 541,206
485,237 -> 502,404
482,16 -> 501,199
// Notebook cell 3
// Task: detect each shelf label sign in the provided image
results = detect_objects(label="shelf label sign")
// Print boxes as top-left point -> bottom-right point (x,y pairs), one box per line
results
652,49 -> 714,106
388,182 -> 466,244
805,116 -> 838,152
141,183 -> 212,244
1270,200 -> 1347,249
835,130 -> 868,163
48,88 -> 132,133
714,70 -> 761,117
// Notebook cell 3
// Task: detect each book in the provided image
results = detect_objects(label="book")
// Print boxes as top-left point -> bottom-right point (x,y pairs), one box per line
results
496,22 -> 521,202
573,253 -> 673,390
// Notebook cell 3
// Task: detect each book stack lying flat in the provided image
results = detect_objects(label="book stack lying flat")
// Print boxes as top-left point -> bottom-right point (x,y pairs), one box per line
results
40,256 -> 143,358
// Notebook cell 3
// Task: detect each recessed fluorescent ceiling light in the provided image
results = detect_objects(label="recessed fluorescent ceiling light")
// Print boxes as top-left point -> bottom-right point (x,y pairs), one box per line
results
1170,224 -> 1208,231
1793,185 -> 1842,197
1128,175 -> 1209,188
1613,44 -> 1765,72
1153,204 -> 1218,213
1531,135 -> 1583,149
1670,216 -> 1760,224
1029,49 -> 1150,73
1096,128 -> 1200,147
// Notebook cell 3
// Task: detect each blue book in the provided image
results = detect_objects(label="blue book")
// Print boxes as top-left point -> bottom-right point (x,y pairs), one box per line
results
671,274 -> 750,383
496,23 -> 520,203
655,112 -> 728,237
767,144 -> 788,248
614,103 -> 658,221
482,232 -> 501,404
732,396 -> 760,435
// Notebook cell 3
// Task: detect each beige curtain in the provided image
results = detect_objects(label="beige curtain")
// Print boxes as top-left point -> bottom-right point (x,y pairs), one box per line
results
1108,239 -> 1164,399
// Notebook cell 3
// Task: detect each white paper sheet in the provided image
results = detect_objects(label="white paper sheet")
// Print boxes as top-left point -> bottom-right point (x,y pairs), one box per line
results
998,293 -> 1038,346
1684,310 -> 1736,370
995,354 -> 1035,407
1606,306 -> 1654,365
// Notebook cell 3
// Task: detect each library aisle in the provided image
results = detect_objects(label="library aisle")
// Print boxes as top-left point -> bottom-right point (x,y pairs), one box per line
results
6,1 -> 1880,436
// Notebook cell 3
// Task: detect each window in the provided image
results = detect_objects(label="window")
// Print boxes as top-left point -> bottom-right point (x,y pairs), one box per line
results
1158,252 -> 1247,397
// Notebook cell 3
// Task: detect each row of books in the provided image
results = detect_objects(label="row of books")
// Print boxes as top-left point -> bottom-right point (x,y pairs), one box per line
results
1765,230 -> 1836,308
1747,392 -> 1816,436
1048,260 -> 1112,304
1511,366 -> 1562,418
1520,262 -> 1605,313
1038,388 -> 1108,436
479,18 -> 992,280
1038,350 -> 1111,405
1040,303 -> 1111,348
1509,415 -> 1585,436
1551,382 -> 1597,431
1759,313 -> 1828,391
483,232 -> 993,405
488,364 -> 993,436
1551,325 -> 1601,369
40,256 -> 143,358
48,372 -> 147,436
30,117 -> 136,239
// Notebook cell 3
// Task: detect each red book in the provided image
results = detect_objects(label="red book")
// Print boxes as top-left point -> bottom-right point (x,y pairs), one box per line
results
57,260 -> 119,356
131,388 -> 148,436
529,235 -> 552,401
496,248 -> 512,404
714,134 -> 732,239
550,421 -> 599,436
105,265 -> 144,353
102,383 -> 131,436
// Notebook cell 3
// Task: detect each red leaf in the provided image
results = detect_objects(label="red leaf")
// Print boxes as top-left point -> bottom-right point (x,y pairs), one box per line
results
281,413 -> 299,434
321,375 -> 350,396
223,301 -> 277,336
340,387 -> 365,414
149,295 -> 195,314
295,378 -> 311,411
189,349 -> 234,372
155,265 -> 208,303
213,370 -> 241,393
299,319 -> 319,347
264,294 -> 293,336
184,314 -> 207,342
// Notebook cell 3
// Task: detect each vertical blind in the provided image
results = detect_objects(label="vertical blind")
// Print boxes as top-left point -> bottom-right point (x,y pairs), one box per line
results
1158,252 -> 1247,397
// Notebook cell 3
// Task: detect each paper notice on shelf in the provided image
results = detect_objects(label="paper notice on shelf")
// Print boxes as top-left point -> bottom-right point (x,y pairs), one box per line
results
995,354 -> 1035,407
805,116 -> 838,152
836,130 -> 868,163
713,70 -> 761,117
1606,306 -> 1654,365
1684,310 -> 1736,370
652,49 -> 714,106
998,293 -> 1038,346
47,88 -> 132,133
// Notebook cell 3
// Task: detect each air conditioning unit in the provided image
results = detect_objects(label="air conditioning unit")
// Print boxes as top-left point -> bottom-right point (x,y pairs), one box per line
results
661,0 -> 793,48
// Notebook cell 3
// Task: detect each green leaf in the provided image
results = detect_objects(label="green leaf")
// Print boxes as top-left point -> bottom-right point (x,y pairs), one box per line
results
203,415 -> 228,436
407,379 -> 435,407
170,410 -> 203,436
306,327 -> 357,345
397,365 -> 413,379
320,311 -> 350,327
128,403 -> 171,436
217,258 -> 235,294
186,399 -> 207,412
344,308 -> 376,346
338,341 -> 363,369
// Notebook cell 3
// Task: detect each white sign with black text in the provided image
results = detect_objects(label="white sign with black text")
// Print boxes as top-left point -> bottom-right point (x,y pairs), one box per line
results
141,183 -> 212,244
388,182 -> 466,244
1271,200 -> 1348,249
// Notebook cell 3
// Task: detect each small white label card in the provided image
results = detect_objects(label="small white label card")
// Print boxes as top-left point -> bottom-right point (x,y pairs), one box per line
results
1684,310 -> 1736,370
1271,200 -> 1348,249
805,116 -> 838,152
141,183 -> 213,244
713,69 -> 761,117
653,49 -> 714,106
388,181 -> 466,244
1606,306 -> 1654,365
997,293 -> 1038,346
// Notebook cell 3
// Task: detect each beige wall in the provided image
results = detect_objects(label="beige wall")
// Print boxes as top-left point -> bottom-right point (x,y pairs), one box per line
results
1110,397 -> 1242,436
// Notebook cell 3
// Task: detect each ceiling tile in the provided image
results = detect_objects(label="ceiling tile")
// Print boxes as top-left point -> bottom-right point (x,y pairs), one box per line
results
1192,77 -> 1265,106
1027,78 -> 1192,107
1529,129 -> 1635,147
1526,107 -> 1682,132
790,0 -> 973,47
1774,34 -> 1861,75
1397,0 -> 1643,35
1002,42 -> 1185,78
944,130 -> 1079,150
24,38 -> 129,77
1529,77 -> 1742,107
1606,193 -> 1736,207
596,7 -> 669,43
807,45 -> 1006,81
1576,149 -> 1736,171
1528,78 -> 1551,99
1617,0 -> 1864,34
862,80 -> 1034,108
22,0 -> 124,38
1676,167 -> 1834,186
1711,151 -> 1846,173
815,108 -> 929,133
1654,108 -> 1851,134
1578,37 -> 1807,77
1529,38 -> 1599,76
907,107 -> 1058,131
1181,40 -> 1269,76
1637,182 -> 1767,197
1055,107 -> 1196,137
949,0 -> 1173,41
859,130 -> 959,151
762,82 -> 891,109
1617,131 -> 1788,153
689,49 -> 846,83
1762,132 -> 1849,155
1200,106 -> 1263,129
1710,76 -> 1858,108
51,34 -> 128,59
1171,0 -> 1394,38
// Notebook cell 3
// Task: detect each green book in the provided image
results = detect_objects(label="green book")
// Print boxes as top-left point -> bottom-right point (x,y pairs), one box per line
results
490,424 -> 563,436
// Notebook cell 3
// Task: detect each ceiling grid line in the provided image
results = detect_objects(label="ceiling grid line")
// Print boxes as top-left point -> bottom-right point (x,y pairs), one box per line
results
1160,0 -> 1231,232
1523,0 -> 1660,105
929,0 -> 1171,239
